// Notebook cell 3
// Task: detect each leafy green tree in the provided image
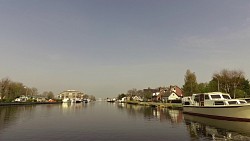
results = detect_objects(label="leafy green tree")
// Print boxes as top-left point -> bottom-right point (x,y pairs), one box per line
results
234,89 -> 245,98
197,83 -> 209,93
182,69 -> 198,96
143,91 -> 152,101
240,79 -> 250,97
208,78 -> 220,92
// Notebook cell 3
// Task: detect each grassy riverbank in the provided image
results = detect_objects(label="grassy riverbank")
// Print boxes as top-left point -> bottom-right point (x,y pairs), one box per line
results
125,101 -> 183,109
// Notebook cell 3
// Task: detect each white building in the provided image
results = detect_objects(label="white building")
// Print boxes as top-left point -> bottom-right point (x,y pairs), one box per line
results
58,90 -> 85,100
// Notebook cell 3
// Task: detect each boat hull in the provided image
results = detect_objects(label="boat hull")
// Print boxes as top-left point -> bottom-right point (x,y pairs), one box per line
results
183,104 -> 250,122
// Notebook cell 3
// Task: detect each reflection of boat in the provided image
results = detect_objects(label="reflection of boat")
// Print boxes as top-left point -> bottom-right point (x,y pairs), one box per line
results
182,92 -> 250,121
82,99 -> 90,103
184,114 -> 250,140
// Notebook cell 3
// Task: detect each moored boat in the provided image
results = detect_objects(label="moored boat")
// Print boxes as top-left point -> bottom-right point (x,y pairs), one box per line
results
182,92 -> 250,121
71,98 -> 82,103
62,98 -> 71,103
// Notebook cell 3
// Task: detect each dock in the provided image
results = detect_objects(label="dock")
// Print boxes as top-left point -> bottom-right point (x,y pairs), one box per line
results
125,101 -> 183,109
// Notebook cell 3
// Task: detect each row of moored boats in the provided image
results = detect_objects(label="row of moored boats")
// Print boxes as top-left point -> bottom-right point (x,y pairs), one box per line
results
62,98 -> 91,103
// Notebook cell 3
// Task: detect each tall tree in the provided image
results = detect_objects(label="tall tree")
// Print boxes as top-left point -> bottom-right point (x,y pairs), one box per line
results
0,78 -> 11,100
182,69 -> 198,96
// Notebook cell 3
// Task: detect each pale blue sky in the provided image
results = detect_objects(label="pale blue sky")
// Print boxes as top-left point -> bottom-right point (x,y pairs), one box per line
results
1,0 -> 250,98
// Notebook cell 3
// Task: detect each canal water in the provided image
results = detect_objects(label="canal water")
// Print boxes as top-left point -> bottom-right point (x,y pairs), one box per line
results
0,102 -> 250,141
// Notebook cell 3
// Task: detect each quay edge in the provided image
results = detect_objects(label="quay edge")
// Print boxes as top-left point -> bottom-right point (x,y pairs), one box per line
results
124,101 -> 183,109
0,102 -> 62,106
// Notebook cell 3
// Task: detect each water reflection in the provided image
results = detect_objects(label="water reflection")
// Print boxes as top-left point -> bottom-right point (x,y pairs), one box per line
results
116,103 -> 183,124
0,106 -> 35,131
0,103 -> 92,130
2,102 -> 250,141
184,114 -> 250,140
61,102 -> 89,109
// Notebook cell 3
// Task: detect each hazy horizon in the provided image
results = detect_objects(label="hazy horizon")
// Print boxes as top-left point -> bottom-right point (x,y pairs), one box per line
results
1,0 -> 250,98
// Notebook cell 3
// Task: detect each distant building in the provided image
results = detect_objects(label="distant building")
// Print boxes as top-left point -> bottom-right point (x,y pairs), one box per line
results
162,85 -> 183,103
151,87 -> 167,102
58,90 -> 85,100
36,96 -> 47,102
14,95 -> 29,102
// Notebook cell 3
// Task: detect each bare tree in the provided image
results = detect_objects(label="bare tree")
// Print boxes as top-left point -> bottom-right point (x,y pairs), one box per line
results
213,69 -> 244,98
0,78 -> 11,100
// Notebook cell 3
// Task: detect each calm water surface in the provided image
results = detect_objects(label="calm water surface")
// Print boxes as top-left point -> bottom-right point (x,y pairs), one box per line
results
0,102 -> 250,141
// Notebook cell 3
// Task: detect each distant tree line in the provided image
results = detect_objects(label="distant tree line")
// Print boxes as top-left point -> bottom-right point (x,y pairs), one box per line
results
83,94 -> 96,101
117,87 -> 168,101
117,88 -> 151,101
0,77 -> 54,102
182,69 -> 250,98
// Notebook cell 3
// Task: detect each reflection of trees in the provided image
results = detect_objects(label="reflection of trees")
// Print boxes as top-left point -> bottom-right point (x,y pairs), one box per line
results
116,103 -> 183,124
0,106 -> 35,131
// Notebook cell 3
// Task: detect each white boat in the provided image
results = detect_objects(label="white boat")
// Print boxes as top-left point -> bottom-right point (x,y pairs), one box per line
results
71,98 -> 82,103
62,98 -> 71,103
182,92 -> 250,121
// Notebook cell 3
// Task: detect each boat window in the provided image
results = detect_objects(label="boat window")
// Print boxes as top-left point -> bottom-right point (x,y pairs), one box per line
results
222,95 -> 231,99
214,101 -> 224,105
243,99 -> 250,103
204,95 -> 209,100
228,101 -> 237,105
239,100 -> 247,104
211,95 -> 221,99
194,95 -> 200,102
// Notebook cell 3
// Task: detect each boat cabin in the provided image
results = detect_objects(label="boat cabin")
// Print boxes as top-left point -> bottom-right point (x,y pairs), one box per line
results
183,92 -> 247,106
